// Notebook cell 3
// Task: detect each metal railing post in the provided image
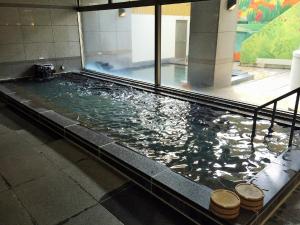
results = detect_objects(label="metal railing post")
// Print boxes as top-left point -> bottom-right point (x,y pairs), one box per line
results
268,101 -> 277,132
251,110 -> 258,144
288,91 -> 300,147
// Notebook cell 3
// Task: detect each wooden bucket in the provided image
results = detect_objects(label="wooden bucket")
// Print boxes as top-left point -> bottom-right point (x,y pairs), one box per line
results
210,189 -> 241,219
235,183 -> 264,212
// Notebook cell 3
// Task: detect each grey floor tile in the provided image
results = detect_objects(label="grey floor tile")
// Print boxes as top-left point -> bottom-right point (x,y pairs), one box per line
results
0,131 -> 39,158
0,175 -> 9,193
0,101 -> 6,108
16,129 -> 58,147
0,108 -> 27,131
63,204 -> 123,225
14,171 -> 97,225
35,139 -> 88,169
0,124 -> 14,135
63,159 -> 128,201
101,184 -> 196,225
0,190 -> 34,225
0,151 -> 57,187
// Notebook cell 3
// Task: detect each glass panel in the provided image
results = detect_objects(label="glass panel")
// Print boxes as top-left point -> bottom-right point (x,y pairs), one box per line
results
81,6 -> 155,84
113,0 -> 138,3
79,0 -> 108,6
160,3 -> 191,89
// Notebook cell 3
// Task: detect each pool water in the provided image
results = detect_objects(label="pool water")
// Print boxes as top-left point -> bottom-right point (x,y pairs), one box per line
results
85,63 -> 188,89
9,74 -> 300,189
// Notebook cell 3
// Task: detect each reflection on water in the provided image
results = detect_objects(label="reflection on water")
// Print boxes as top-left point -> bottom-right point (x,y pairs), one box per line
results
10,74 -> 300,189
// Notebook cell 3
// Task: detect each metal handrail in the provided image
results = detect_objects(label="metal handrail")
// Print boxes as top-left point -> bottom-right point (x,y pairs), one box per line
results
251,87 -> 300,147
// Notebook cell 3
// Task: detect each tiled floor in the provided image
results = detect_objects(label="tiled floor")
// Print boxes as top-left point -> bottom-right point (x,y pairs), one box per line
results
0,100 -> 299,225
204,65 -> 294,111
0,101 -> 194,225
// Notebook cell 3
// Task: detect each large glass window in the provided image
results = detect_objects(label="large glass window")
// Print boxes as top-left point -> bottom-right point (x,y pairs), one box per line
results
81,6 -> 155,83
161,3 -> 191,89
79,0 -> 108,6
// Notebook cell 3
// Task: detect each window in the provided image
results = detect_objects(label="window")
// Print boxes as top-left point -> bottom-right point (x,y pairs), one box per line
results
81,6 -> 155,83
79,0 -> 108,6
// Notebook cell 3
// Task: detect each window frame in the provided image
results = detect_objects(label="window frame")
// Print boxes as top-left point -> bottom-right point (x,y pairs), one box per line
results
77,0 -> 209,86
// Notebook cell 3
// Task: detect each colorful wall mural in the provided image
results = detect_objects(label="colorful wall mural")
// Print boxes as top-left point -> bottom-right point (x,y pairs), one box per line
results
235,0 -> 300,64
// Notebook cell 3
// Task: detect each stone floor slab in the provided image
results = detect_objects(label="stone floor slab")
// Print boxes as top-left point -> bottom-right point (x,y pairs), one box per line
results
0,124 -> 14,135
14,172 -> 97,225
0,101 -> 6,108
0,108 -> 23,130
17,128 -> 58,147
0,190 -> 34,225
101,184 -> 196,225
63,159 -> 128,201
0,175 -> 9,193
0,131 -> 40,159
0,151 -> 57,187
36,139 -> 88,169
63,204 -> 123,225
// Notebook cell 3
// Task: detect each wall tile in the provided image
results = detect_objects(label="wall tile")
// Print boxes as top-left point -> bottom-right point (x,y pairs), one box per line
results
55,57 -> 81,73
187,62 -> 215,87
99,10 -> 117,32
50,0 -> 77,6
24,42 -> 55,60
13,0 -> 51,5
83,31 -> 102,54
53,26 -> 79,42
188,33 -> 217,61
116,9 -> 131,32
0,44 -> 25,62
0,7 -> 20,25
117,31 -> 131,51
19,8 -> 52,26
22,26 -> 54,43
54,42 -> 80,58
214,62 -> 233,87
81,11 -> 99,32
216,31 -> 236,61
0,26 -> 23,44
100,32 -> 117,52
218,0 -> 238,32
0,5 -> 80,78
190,0 -> 219,33
51,9 -> 78,26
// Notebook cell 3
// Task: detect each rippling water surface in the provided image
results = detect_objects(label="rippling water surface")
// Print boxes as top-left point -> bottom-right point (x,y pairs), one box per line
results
11,74 -> 300,188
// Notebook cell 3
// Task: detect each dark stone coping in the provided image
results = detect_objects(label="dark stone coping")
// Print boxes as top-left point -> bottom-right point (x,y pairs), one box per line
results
0,85 -> 16,95
0,84 -> 299,225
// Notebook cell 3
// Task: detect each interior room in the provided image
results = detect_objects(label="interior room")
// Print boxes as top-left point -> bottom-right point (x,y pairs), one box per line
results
0,0 -> 299,225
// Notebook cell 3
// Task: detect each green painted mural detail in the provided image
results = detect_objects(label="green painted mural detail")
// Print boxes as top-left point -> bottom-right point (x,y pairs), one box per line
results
240,2 -> 300,64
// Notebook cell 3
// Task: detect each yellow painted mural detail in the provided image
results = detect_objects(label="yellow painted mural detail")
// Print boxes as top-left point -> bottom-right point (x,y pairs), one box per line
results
132,3 -> 191,16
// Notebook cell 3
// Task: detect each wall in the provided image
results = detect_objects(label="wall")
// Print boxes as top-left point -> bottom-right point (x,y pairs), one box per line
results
187,0 -> 237,88
131,14 -> 190,63
235,0 -> 300,62
81,8 -> 133,71
0,0 -> 81,80
240,2 -> 300,64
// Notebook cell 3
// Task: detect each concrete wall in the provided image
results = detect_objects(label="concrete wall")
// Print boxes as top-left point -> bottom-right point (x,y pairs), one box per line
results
0,0 -> 81,80
132,14 -> 190,63
187,0 -> 237,88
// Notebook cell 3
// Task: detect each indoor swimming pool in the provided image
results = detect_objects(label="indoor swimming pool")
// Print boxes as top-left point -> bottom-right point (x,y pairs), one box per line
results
6,74 -> 299,189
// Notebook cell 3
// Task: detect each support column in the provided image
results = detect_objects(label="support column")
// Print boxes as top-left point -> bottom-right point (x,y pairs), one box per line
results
187,0 -> 238,89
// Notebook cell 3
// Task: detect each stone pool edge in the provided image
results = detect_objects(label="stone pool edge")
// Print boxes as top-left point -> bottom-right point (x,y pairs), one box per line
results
0,84 -> 299,225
